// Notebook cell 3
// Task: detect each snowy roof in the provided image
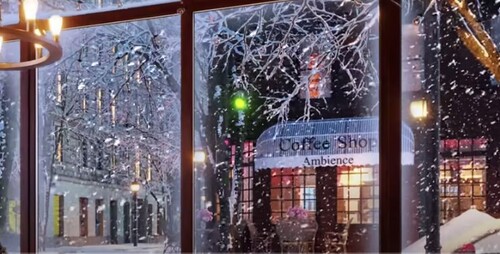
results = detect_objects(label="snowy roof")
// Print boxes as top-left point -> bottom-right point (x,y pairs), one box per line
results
254,117 -> 414,169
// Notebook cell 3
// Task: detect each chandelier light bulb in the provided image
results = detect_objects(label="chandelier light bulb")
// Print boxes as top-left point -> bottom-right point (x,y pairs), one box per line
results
23,0 -> 39,21
49,15 -> 63,40
34,29 -> 43,49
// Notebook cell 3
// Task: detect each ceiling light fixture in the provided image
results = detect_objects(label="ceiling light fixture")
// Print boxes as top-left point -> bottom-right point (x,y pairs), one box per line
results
0,0 -> 63,71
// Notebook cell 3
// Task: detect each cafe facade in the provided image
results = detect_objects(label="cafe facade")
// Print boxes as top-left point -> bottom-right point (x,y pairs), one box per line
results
240,117 -> 415,252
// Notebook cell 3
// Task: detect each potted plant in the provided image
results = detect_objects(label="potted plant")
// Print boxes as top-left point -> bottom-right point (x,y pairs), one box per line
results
196,208 -> 213,229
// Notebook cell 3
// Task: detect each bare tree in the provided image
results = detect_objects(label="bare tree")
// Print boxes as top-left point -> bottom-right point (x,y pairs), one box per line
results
37,18 -> 182,249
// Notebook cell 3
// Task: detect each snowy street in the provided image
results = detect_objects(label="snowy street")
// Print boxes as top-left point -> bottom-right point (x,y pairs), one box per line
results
44,243 -> 164,253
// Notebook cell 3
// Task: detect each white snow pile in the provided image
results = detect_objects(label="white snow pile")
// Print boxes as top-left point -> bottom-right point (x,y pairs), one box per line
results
404,208 -> 500,253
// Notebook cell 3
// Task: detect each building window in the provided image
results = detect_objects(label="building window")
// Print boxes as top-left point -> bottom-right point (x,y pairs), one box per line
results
82,140 -> 88,167
110,146 -> 116,169
56,71 -> 63,104
111,94 -> 116,126
337,166 -> 378,224
147,154 -> 152,182
97,88 -> 103,115
79,197 -> 88,237
96,141 -> 104,171
241,141 -> 254,222
301,187 -> 316,211
439,138 -> 487,222
135,151 -> 141,178
56,138 -> 63,162
95,199 -> 104,237
268,166 -> 378,224
82,94 -> 87,112
270,168 -> 316,219
53,195 -> 64,237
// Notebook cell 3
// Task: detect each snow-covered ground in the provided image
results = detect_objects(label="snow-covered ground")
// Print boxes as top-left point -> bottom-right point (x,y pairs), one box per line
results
43,243 -> 163,253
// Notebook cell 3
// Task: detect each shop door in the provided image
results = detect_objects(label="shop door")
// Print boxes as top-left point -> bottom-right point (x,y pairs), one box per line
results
123,202 -> 130,243
138,199 -> 146,241
110,200 -> 118,244
148,204 -> 153,236
79,197 -> 88,237
95,199 -> 104,236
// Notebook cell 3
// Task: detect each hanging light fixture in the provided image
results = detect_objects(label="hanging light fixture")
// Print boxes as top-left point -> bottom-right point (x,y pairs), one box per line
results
0,0 -> 63,70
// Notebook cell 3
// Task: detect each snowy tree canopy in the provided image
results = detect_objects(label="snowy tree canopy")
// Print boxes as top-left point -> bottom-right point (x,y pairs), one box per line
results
195,0 -> 379,123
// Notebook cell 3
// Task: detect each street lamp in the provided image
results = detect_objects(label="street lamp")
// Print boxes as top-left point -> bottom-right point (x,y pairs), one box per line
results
411,97 -> 440,252
410,99 -> 428,119
130,180 -> 140,247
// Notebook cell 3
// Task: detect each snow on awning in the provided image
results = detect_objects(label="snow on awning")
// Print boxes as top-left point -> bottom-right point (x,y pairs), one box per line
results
254,117 -> 414,169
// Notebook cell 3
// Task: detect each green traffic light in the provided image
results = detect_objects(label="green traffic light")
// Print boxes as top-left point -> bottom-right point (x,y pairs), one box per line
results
233,96 -> 248,111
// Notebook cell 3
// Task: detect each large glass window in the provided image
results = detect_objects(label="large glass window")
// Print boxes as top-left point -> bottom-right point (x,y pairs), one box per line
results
0,41 -> 20,252
37,0 -> 178,19
194,0 -> 379,252
37,16 -> 181,252
402,1 -> 500,253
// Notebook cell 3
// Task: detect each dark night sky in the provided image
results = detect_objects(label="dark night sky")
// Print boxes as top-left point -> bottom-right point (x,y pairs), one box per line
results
438,3 -> 500,139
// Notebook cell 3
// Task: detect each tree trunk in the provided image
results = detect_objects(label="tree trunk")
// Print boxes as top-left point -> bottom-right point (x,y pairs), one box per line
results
40,126 -> 62,250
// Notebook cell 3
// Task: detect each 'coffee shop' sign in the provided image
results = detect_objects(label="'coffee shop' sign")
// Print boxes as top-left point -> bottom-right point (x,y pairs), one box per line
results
274,135 -> 378,167
254,118 -> 415,169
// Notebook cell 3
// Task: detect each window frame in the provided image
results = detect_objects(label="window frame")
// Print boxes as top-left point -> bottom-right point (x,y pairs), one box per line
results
12,0 -> 402,252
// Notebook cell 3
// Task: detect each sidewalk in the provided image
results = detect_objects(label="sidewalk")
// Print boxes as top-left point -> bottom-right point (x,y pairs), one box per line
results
44,243 -> 164,253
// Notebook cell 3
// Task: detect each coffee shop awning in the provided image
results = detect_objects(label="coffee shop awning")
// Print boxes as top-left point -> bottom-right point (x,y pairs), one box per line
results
254,117 -> 414,169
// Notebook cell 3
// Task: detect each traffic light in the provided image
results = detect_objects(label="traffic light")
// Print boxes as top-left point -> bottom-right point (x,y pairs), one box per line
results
231,91 -> 248,111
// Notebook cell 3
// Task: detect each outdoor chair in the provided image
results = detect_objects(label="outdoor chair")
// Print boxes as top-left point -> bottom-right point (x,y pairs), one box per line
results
247,222 -> 272,252
276,218 -> 318,253
325,218 -> 352,253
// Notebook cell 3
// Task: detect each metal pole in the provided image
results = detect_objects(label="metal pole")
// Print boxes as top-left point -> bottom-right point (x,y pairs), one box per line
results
133,191 -> 138,247
422,0 -> 441,252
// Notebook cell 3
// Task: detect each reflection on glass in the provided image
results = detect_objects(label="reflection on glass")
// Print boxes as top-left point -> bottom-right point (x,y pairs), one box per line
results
0,42 -> 20,252
194,0 -> 379,252
37,16 -> 181,252
37,0 -> 177,19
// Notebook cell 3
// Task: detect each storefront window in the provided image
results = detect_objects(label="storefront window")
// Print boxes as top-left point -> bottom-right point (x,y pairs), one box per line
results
439,139 -> 487,223
37,16 -> 181,252
194,0 -> 380,252
402,1 -> 500,253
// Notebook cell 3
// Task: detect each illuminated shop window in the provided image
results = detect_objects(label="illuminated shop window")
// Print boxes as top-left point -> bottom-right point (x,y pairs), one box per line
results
269,166 -> 378,224
241,141 -> 254,222
301,187 -> 316,211
337,166 -> 378,224
439,138 -> 487,223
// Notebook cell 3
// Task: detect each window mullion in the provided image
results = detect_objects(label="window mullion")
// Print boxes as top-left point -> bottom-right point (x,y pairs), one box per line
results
379,0 -> 402,252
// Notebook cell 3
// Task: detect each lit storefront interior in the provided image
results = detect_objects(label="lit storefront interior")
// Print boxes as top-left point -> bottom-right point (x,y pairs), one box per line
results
236,118 -> 415,252
0,0 -> 426,252
439,138 -> 487,222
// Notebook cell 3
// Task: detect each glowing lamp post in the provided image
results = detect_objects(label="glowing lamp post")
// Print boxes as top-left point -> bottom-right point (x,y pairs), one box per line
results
130,180 -> 140,247
411,97 -> 440,252
410,99 -> 428,119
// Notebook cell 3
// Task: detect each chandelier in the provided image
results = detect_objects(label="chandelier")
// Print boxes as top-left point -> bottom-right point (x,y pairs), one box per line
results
0,0 -> 63,70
